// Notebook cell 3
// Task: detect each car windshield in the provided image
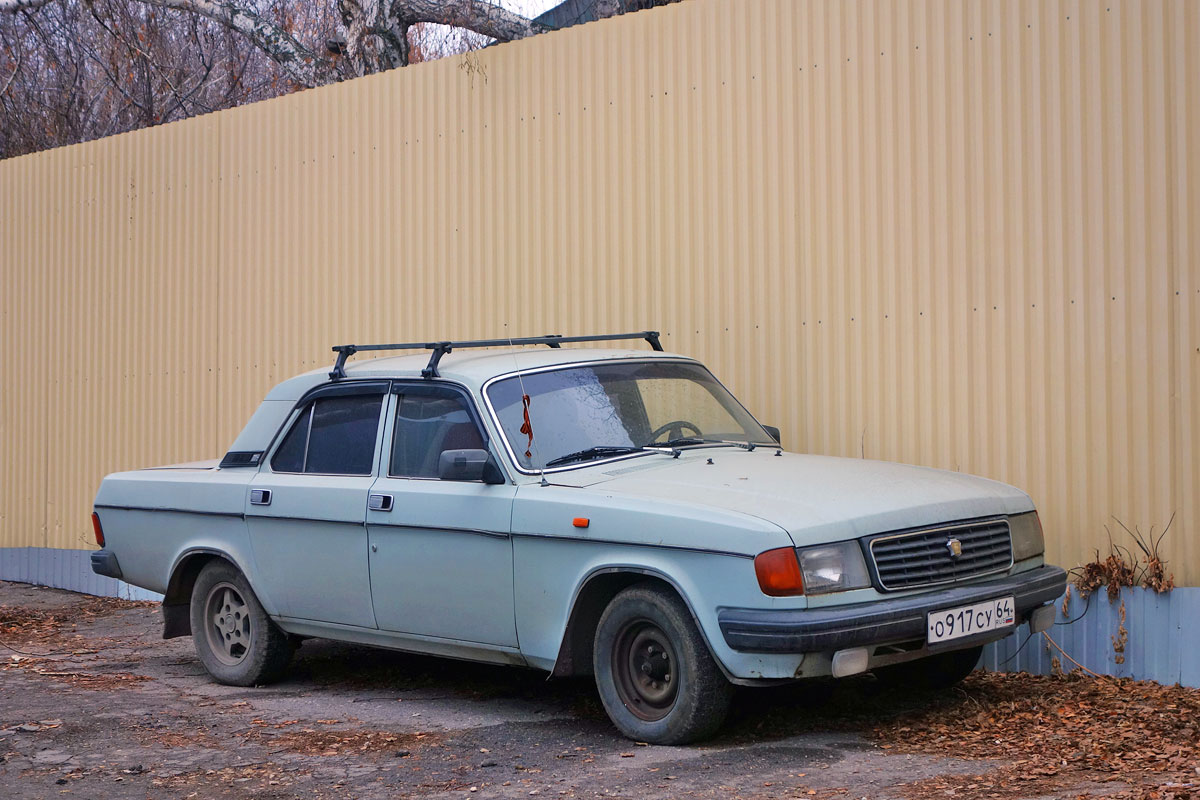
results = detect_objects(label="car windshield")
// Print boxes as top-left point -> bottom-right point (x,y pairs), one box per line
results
485,360 -> 775,471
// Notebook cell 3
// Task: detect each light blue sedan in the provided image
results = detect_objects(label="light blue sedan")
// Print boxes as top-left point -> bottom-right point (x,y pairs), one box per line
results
91,332 -> 1065,743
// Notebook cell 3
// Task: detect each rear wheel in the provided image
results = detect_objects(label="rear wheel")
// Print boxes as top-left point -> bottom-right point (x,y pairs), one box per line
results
593,583 -> 733,744
189,560 -> 293,686
873,645 -> 983,691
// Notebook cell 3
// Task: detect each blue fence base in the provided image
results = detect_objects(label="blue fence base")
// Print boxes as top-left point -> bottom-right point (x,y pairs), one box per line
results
0,546 -> 162,601
982,586 -> 1200,688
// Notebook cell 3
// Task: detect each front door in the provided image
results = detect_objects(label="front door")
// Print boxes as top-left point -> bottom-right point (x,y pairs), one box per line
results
367,383 -> 517,647
246,382 -> 389,629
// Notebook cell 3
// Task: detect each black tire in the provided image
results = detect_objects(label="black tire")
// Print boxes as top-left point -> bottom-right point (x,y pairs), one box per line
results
189,560 -> 293,687
873,644 -> 983,691
593,583 -> 733,744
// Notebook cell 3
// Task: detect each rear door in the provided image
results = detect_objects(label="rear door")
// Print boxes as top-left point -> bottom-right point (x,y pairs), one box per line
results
246,382 -> 389,629
366,382 -> 518,646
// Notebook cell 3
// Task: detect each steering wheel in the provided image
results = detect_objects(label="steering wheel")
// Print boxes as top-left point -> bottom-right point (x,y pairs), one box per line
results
648,420 -> 703,444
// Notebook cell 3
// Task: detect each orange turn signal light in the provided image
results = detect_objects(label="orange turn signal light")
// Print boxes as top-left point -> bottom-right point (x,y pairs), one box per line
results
754,547 -> 804,596
573,517 -> 590,528
91,511 -> 105,548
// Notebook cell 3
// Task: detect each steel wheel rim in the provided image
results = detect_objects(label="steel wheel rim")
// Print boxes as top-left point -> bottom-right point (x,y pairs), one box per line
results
612,618 -> 679,721
204,581 -> 253,666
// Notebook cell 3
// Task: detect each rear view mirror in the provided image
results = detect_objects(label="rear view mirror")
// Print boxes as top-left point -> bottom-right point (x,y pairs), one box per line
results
438,449 -> 506,484
763,425 -> 781,444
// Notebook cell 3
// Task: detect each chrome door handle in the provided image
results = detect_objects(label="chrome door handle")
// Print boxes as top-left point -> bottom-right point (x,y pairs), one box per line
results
368,494 -> 394,512
249,489 -> 272,506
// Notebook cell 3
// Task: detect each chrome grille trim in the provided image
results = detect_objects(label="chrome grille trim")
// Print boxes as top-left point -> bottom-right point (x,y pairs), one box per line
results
867,518 -> 1014,591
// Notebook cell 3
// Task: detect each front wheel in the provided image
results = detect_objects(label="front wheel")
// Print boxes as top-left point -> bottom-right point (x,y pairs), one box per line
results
593,583 -> 733,744
189,560 -> 293,686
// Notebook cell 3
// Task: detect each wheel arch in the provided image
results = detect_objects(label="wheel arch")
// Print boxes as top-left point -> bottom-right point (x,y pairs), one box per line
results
161,548 -> 248,640
549,565 -> 730,681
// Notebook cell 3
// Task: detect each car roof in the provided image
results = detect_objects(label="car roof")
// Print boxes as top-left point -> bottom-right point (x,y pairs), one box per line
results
264,346 -> 696,401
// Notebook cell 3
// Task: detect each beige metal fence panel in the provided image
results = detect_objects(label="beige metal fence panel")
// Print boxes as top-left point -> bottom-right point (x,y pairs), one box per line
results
0,0 -> 1196,583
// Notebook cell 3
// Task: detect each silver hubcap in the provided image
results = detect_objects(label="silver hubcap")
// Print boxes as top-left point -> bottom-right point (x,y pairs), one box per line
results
205,582 -> 252,666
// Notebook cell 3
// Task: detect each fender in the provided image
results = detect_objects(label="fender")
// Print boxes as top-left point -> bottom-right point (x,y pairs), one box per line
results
549,563 -> 741,684
161,547 -> 267,639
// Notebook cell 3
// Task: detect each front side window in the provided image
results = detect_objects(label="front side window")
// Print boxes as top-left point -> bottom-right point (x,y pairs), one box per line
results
390,386 -> 487,478
271,392 -> 385,475
486,361 -> 773,471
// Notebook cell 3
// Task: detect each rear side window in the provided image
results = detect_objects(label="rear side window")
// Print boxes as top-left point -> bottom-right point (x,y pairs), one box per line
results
271,393 -> 385,475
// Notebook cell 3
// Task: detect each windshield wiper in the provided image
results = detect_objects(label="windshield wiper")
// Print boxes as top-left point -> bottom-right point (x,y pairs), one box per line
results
544,446 -> 646,468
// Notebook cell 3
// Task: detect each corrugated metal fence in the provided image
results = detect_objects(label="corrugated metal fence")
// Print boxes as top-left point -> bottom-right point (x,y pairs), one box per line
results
0,548 -> 159,601
1,0 -> 1197,583
984,586 -> 1200,687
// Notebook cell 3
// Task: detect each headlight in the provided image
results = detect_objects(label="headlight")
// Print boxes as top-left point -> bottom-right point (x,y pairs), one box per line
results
796,541 -> 872,595
1009,511 -> 1045,561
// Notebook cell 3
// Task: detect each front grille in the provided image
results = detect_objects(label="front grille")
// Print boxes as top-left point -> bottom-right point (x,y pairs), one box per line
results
867,519 -> 1013,591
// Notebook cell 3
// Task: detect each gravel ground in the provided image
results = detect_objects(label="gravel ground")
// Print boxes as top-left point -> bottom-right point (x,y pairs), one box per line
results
0,580 -> 1191,800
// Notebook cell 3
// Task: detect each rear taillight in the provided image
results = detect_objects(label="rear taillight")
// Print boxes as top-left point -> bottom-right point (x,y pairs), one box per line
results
91,512 -> 105,548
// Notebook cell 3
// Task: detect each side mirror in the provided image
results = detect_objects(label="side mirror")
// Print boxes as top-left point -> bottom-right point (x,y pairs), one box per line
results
438,449 -> 506,484
763,425 -> 781,444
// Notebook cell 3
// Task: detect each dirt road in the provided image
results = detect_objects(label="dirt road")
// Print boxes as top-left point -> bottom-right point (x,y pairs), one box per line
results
1,581 -> 1195,799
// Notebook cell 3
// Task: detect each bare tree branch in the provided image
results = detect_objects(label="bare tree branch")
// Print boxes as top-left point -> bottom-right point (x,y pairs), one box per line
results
3,0 -> 329,85
0,31 -> 20,96
0,0 -> 560,157
143,0 -> 329,85
394,0 -> 546,42
3,0 -> 544,81
0,0 -> 50,11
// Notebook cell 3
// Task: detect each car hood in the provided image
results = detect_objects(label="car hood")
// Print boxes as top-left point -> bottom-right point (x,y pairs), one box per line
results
548,449 -> 1033,546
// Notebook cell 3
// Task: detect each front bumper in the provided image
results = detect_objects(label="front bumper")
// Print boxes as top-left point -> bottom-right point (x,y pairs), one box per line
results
718,564 -> 1066,653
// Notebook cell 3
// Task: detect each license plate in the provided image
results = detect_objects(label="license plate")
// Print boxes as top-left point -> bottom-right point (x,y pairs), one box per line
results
927,596 -> 1015,644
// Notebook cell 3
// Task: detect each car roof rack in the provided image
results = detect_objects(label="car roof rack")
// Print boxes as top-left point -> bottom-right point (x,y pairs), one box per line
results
328,331 -> 663,380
